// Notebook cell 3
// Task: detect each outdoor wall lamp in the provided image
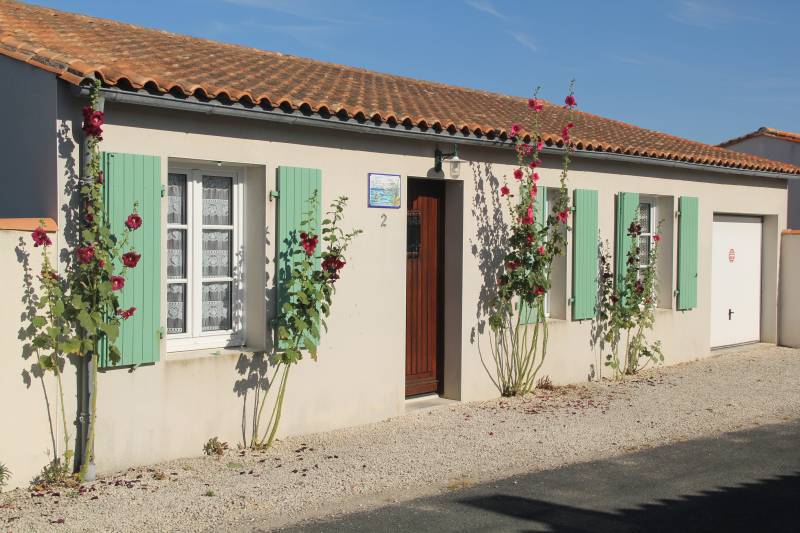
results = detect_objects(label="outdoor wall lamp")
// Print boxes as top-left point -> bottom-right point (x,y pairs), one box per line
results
434,144 -> 463,178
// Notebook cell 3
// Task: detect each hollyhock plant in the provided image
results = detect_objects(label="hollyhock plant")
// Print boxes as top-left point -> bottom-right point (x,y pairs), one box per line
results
125,213 -> 142,230
485,83 -> 576,397
253,192 -> 361,450
510,123 -> 522,137
22,80 -> 146,483
596,219 -> 665,380
121,252 -> 141,268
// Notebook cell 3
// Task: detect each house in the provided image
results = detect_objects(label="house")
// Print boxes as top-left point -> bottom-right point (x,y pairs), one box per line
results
1,1 -> 798,489
720,128 -> 800,229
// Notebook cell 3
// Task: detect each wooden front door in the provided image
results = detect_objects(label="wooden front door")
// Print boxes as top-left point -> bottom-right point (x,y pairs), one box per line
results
406,179 -> 445,397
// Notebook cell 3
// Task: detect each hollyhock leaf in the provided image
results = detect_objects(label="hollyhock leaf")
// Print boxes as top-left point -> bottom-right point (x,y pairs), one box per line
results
32,315 -> 47,328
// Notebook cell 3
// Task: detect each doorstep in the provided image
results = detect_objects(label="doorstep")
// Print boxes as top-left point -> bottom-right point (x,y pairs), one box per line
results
404,394 -> 458,413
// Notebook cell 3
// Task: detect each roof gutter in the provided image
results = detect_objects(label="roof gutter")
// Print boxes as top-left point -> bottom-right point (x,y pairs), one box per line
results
75,86 -> 798,181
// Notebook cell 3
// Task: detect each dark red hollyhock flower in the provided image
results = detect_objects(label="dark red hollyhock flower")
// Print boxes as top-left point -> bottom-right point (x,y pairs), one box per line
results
77,245 -> 95,263
497,276 -> 508,286
117,307 -> 136,320
505,259 -> 521,271
653,234 -> 662,243
96,170 -> 104,185
526,233 -> 534,245
85,213 -> 94,225
122,251 -> 141,268
564,95 -> 577,108
81,106 -> 104,138
500,185 -> 511,196
111,275 -> 125,291
533,286 -> 545,296
98,259 -> 105,269
635,280 -> 645,293
125,213 -> 142,230
513,168 -> 524,180
528,98 -> 543,112
322,254 -> 346,282
31,226 -> 52,247
299,232 -> 318,256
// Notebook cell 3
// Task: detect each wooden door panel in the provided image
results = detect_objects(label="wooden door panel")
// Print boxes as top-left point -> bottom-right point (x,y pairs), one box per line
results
406,180 -> 444,397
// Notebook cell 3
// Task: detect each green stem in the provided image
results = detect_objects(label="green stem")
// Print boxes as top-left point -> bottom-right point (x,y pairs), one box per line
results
263,363 -> 291,448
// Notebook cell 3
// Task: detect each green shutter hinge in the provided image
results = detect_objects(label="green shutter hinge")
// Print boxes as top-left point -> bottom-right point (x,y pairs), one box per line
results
270,190 -> 280,201
158,326 -> 165,340
161,185 -> 166,198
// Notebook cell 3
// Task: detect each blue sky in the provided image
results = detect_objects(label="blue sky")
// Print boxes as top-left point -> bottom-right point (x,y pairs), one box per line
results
33,0 -> 800,145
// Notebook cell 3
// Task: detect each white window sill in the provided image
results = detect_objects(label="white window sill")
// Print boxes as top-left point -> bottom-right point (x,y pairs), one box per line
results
166,345 -> 264,362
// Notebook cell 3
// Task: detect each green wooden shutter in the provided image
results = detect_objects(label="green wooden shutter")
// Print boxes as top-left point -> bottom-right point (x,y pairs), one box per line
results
520,188 -> 548,324
276,166 -> 322,346
615,192 -> 639,287
677,196 -> 699,310
99,152 -> 162,367
572,189 -> 599,320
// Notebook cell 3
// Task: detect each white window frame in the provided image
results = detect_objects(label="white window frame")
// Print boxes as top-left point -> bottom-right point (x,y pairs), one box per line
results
638,196 -> 658,271
167,165 -> 245,352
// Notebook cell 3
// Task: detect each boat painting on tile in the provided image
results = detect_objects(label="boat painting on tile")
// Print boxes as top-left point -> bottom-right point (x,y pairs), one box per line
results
368,173 -> 401,208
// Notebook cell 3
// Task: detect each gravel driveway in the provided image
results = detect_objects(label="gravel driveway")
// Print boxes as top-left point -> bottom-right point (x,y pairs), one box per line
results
2,344 -> 799,532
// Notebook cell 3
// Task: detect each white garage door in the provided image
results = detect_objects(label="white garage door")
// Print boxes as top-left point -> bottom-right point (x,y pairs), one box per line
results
710,215 -> 762,348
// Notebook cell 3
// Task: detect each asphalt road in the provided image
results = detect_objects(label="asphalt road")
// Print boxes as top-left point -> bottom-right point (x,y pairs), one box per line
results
277,419 -> 800,532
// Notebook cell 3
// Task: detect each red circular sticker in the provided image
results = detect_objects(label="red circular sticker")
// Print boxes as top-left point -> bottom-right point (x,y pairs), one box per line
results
728,248 -> 736,262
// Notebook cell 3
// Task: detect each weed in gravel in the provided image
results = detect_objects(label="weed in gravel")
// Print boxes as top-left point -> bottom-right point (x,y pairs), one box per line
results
203,437 -> 229,456
152,470 -> 167,481
0,462 -> 10,492
536,375 -> 555,390
226,462 -> 244,470
30,459 -> 78,491
203,490 -> 215,497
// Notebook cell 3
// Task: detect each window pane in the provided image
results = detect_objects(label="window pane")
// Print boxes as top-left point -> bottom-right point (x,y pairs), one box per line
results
202,176 -> 233,225
639,235 -> 651,267
202,230 -> 232,277
167,283 -> 186,334
168,173 -> 187,224
638,202 -> 651,232
167,229 -> 187,279
202,282 -> 231,331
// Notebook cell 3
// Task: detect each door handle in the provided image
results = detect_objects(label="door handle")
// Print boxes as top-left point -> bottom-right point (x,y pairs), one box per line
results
728,308 -> 734,320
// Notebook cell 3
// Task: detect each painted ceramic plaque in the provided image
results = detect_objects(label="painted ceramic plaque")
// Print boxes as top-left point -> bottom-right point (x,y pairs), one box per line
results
368,173 -> 401,208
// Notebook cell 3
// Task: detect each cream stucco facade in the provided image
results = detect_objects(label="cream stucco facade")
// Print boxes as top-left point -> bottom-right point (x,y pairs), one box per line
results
0,56 -> 791,490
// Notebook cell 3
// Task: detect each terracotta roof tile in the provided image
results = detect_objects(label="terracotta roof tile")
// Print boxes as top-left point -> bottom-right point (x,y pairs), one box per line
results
1,0 -> 799,175
719,127 -> 800,147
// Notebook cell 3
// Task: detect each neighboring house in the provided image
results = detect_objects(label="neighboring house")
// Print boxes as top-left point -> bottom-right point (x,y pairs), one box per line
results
1,1 -> 798,488
720,128 -> 800,229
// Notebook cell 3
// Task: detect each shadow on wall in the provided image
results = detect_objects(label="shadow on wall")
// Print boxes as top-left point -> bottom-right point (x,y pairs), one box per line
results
459,471 -> 800,533
467,161 -> 508,342
15,238 -> 59,464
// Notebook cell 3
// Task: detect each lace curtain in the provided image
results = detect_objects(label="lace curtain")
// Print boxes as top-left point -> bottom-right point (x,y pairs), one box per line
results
167,284 -> 186,334
202,176 -> 232,225
202,282 -> 231,331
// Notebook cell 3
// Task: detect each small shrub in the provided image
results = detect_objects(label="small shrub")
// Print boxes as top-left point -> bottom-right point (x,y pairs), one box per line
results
31,459 -> 76,490
0,462 -> 11,492
203,437 -> 228,456
536,375 -> 555,390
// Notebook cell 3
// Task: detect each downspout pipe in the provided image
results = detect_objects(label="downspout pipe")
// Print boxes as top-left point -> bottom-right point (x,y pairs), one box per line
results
72,85 -> 799,182
77,92 -> 104,482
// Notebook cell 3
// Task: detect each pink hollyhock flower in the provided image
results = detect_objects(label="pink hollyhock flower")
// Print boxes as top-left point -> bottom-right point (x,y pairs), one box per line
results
117,307 -> 136,320
529,159 -> 539,169
122,251 -> 141,268
510,123 -> 522,137
111,275 -> 125,291
530,183 -> 537,199
564,95 -> 576,108
557,210 -> 569,223
31,226 -> 52,247
500,185 -> 511,196
513,168 -> 524,180
77,245 -> 95,263
521,205 -> 534,225
537,245 -> 545,254
505,259 -> 521,271
653,234 -> 661,243
528,98 -> 543,112
532,172 -> 540,182
561,127 -> 571,142
537,140 -> 544,151
125,213 -> 143,230
526,233 -> 534,245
